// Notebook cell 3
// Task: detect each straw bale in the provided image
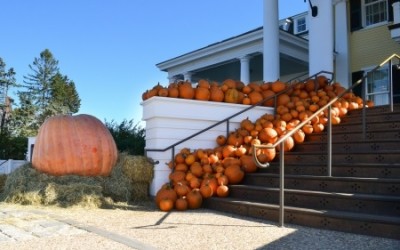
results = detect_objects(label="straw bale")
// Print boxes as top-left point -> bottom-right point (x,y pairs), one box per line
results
0,153 -> 155,208
44,182 -> 104,208
131,182 -> 151,202
100,155 -> 133,202
119,153 -> 154,183
0,174 -> 6,193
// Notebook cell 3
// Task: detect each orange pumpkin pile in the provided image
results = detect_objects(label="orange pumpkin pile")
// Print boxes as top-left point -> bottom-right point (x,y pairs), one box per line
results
153,76 -> 374,211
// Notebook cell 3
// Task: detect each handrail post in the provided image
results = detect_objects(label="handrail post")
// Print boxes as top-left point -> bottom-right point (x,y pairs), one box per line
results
226,120 -> 230,138
389,59 -> 394,112
361,75 -> 367,140
279,141 -> 285,227
327,106 -> 332,177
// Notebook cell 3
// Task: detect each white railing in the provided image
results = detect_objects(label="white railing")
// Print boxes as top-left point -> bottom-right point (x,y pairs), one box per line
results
0,159 -> 27,174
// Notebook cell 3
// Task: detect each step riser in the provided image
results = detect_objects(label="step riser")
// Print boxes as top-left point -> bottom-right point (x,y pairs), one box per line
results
243,175 -> 400,196
203,199 -> 400,240
282,153 -> 400,165
294,141 -> 399,153
229,187 -> 400,217
331,121 -> 400,132
307,130 -> 400,142
261,165 -> 400,178
341,112 -> 400,123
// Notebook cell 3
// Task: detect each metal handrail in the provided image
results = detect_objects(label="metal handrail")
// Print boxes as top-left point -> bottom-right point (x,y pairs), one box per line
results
0,159 -> 8,168
252,53 -> 400,227
144,71 -> 333,164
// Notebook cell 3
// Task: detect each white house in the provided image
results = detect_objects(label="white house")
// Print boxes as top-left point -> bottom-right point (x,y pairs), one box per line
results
144,0 -> 400,195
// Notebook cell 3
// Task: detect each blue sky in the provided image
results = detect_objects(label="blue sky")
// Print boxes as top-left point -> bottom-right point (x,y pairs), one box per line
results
1,0 -> 307,126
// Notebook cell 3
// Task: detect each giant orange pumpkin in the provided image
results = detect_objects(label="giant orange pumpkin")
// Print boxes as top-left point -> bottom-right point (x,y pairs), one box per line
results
32,114 -> 118,176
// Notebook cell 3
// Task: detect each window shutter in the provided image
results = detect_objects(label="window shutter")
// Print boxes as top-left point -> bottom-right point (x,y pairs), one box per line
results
389,0 -> 395,22
350,0 -> 363,31
352,70 -> 364,97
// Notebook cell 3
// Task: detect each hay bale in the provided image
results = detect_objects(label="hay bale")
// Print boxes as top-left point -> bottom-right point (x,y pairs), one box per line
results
131,182 -> 151,202
120,153 -> 154,182
0,174 -> 6,193
0,153 -> 155,208
0,164 -> 106,208
100,155 -> 133,202
44,182 -> 104,208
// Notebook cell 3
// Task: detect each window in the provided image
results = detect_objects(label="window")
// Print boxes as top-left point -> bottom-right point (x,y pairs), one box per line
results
294,16 -> 307,34
365,66 -> 389,105
364,0 -> 388,27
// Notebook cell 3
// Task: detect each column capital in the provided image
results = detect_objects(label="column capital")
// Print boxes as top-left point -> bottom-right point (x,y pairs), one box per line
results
183,72 -> 192,82
168,75 -> 178,83
238,55 -> 252,61
333,0 -> 347,5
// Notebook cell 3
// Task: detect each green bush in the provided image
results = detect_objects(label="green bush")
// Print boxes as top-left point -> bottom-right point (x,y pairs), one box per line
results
105,119 -> 145,155
0,133 -> 27,160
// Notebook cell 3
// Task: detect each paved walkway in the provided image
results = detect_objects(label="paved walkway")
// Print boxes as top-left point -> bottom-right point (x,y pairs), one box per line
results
1,203 -> 400,250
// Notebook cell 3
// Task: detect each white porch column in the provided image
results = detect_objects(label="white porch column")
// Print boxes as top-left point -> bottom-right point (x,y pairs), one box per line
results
309,0 -> 334,76
390,1 -> 400,43
239,55 -> 251,84
183,72 -> 192,82
263,0 -> 280,82
334,0 -> 350,87
393,0 -> 400,23
168,75 -> 177,83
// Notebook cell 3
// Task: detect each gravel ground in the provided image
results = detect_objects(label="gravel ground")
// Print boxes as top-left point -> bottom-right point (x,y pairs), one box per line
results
0,202 -> 399,250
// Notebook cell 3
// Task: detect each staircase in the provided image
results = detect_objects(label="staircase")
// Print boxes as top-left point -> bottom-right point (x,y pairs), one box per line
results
203,104 -> 400,240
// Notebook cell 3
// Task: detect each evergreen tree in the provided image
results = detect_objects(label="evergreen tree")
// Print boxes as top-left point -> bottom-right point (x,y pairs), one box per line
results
46,73 -> 81,116
12,49 -> 81,136
20,49 -> 59,126
0,57 -> 16,134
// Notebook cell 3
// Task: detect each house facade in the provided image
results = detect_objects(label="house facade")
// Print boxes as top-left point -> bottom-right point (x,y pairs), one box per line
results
156,0 -> 400,105
145,0 -> 400,195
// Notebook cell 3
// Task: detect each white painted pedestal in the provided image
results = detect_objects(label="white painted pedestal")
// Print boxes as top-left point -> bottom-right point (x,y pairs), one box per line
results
141,97 -> 273,196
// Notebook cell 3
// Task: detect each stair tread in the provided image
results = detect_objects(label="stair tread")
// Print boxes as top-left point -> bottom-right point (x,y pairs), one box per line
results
230,185 -> 400,201
245,173 -> 400,182
208,197 -> 400,224
267,162 -> 400,167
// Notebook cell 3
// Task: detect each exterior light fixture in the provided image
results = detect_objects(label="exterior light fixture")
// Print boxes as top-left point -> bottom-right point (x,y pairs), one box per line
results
305,0 -> 318,17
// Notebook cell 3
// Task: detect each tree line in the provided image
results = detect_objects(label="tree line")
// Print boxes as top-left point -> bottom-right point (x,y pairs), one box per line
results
0,49 -> 144,160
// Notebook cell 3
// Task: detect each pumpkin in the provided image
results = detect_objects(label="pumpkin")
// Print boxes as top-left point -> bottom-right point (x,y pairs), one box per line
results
210,86 -> 225,102
186,189 -> 203,209
224,88 -> 240,103
178,81 -> 195,99
175,197 -> 188,211
271,80 -> 286,93
169,171 -> 186,184
197,79 -> 210,89
159,198 -> 174,211
224,164 -> 244,184
195,86 -> 210,101
32,114 -> 118,176
248,91 -> 263,105
174,182 -> 190,197
155,183 -> 178,206
216,184 -> 230,197
240,154 -> 258,173
199,183 -> 214,198
216,135 -> 227,146
258,127 -> 278,144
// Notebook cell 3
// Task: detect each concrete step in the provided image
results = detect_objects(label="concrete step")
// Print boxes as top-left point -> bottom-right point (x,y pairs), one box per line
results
242,173 -> 400,196
227,185 -> 400,217
203,197 -> 400,240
